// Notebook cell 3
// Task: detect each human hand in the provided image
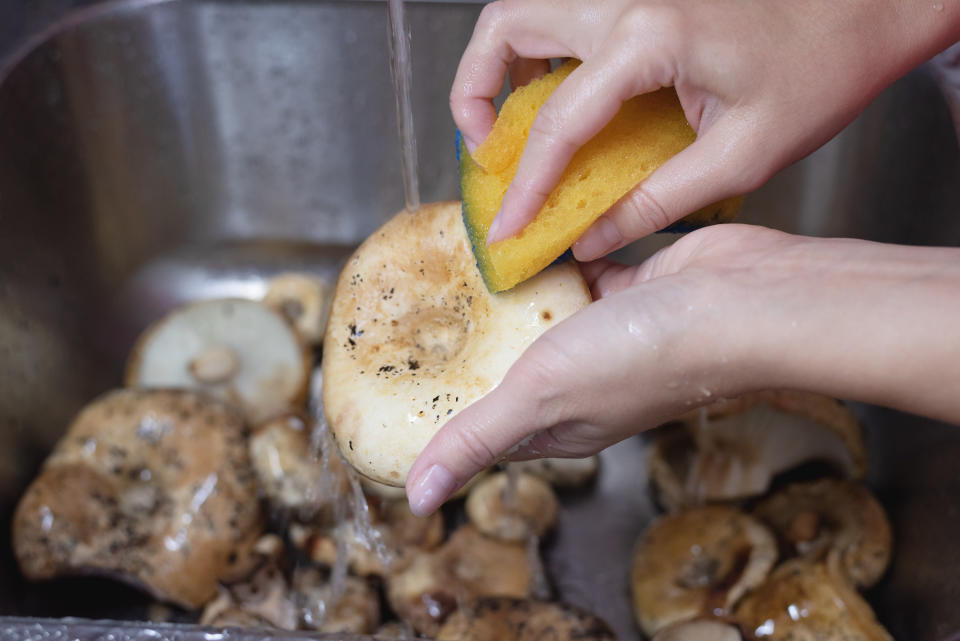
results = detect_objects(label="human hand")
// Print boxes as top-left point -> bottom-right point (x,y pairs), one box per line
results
406,224 -> 960,515
452,0 -> 960,258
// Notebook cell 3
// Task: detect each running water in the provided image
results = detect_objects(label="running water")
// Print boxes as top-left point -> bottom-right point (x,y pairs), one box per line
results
306,368 -> 392,624
387,0 -> 420,211
526,533 -> 552,600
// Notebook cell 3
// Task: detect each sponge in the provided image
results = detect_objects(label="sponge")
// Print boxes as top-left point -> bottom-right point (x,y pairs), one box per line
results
460,60 -> 743,293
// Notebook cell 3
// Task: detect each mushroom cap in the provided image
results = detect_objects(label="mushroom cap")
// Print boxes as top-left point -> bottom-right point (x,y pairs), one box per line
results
126,299 -> 311,424
249,412 -> 350,520
385,524 -> 533,636
753,479 -> 892,588
651,620 -> 744,641
436,597 -> 616,641
322,201 -> 591,486
12,389 -> 264,609
648,390 -> 867,511
262,272 -> 333,346
466,471 -> 559,541
507,456 -> 599,488
733,559 -> 893,641
631,505 -> 778,637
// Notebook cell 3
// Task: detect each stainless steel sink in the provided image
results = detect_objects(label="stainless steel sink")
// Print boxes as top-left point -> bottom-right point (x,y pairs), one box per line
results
1,1 -> 959,640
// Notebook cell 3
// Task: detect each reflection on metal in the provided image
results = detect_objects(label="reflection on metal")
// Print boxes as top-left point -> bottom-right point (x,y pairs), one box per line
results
0,2 -> 959,640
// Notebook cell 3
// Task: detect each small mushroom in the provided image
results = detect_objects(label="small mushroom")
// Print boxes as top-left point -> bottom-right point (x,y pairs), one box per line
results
262,272 -> 334,346
374,621 -> 418,639
631,505 -> 777,637
733,559 -> 893,641
386,525 -> 533,636
436,597 -> 616,641
651,620 -> 744,641
290,495 -> 444,576
126,299 -> 311,424
465,471 -> 559,542
648,391 -> 867,511
200,559 -> 298,630
507,456 -> 599,489
249,412 -> 350,520
294,567 -> 381,634
12,389 -> 264,609
753,478 -> 892,588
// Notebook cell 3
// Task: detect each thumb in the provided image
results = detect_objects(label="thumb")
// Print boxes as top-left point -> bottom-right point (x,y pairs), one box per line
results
572,116 -> 760,261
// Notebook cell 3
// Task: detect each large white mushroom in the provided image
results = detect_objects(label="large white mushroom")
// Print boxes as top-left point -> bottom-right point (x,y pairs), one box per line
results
126,299 -> 311,424
322,201 -> 592,486
648,390 -> 868,511
13,389 -> 264,609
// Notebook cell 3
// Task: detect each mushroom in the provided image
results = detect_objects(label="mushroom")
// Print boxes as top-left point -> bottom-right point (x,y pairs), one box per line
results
436,597 -> 616,641
631,505 -> 777,637
507,456 -> 599,489
262,272 -> 334,346
12,389 -> 264,609
648,390 -> 868,511
294,567 -> 381,634
126,299 -> 311,424
386,524 -> 533,636
322,201 -> 592,486
375,621 -> 418,639
200,559 -> 298,630
465,471 -> 559,542
249,412 -> 350,520
651,620 -> 744,641
733,559 -> 894,641
752,478 -> 892,588
290,495 -> 444,576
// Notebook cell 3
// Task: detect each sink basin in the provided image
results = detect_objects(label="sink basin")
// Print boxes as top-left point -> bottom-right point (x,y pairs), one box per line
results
1,1 -> 959,639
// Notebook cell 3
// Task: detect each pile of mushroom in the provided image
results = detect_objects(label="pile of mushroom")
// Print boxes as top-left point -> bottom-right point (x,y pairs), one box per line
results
11,203 -> 613,641
634,390 -> 894,639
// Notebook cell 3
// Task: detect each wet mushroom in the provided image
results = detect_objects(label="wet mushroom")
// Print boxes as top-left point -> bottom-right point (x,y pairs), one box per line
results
753,478 -> 892,588
386,524 -> 533,636
651,620 -> 744,641
733,558 -> 894,641
507,456 -> 599,489
631,505 -> 777,637
294,567 -> 381,634
262,272 -> 334,346
249,412 -> 350,520
322,201 -> 591,486
200,558 -> 298,630
648,390 -> 867,511
126,299 -> 311,424
465,471 -> 559,542
436,597 -> 616,641
12,389 -> 264,609
290,495 -> 444,576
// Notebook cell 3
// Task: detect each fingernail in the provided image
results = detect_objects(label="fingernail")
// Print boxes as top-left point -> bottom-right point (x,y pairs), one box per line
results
408,464 -> 458,517
573,217 -> 623,261
464,136 -> 480,155
486,215 -> 504,246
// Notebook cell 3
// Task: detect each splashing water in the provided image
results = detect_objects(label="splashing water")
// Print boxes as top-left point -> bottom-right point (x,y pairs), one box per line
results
526,533 -> 552,600
387,0 -> 420,211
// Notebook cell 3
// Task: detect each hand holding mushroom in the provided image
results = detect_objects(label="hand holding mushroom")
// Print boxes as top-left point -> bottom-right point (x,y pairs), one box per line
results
407,224 -> 960,514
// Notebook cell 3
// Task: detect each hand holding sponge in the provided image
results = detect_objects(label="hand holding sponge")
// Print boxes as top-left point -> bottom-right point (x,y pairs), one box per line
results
460,60 -> 743,293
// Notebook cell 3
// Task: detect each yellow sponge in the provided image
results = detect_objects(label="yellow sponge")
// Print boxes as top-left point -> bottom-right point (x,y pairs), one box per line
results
461,60 -> 742,293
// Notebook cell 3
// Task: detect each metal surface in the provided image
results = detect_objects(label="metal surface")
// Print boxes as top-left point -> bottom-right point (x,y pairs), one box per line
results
0,1 -> 959,640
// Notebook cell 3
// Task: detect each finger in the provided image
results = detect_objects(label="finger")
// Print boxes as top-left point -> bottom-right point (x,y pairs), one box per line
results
572,116 -> 756,260
486,41 -> 671,244
451,0 -> 610,153
405,372 -> 545,515
509,58 -> 551,90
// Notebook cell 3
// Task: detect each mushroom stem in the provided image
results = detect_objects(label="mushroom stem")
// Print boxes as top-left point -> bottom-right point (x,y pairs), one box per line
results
189,345 -> 240,384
